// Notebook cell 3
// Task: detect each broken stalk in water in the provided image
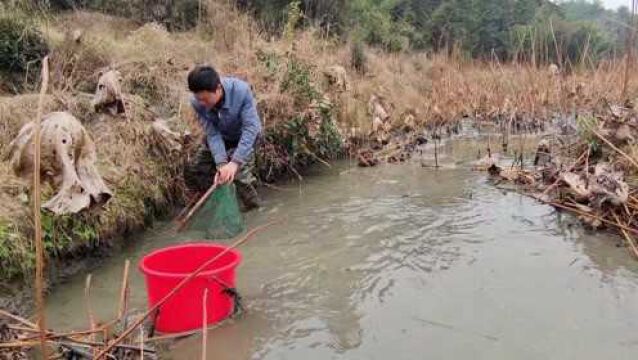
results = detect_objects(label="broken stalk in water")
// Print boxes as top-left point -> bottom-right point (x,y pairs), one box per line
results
434,130 -> 439,169
201,288 -> 209,360
84,274 -> 97,357
590,127 -> 638,170
33,55 -> 51,360
118,259 -> 131,322
613,213 -> 638,259
543,200 -> 638,236
540,150 -> 589,196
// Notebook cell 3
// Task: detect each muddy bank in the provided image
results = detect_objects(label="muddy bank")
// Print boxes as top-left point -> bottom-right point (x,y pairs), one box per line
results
0,224 -> 170,317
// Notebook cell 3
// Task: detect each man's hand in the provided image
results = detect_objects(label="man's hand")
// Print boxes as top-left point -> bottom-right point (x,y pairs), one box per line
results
215,162 -> 239,185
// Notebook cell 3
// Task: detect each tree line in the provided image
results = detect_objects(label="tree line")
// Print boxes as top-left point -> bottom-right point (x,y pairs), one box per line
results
243,0 -> 635,66
25,0 -> 638,66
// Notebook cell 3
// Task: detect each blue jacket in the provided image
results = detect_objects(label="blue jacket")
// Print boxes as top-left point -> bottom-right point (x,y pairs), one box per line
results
190,77 -> 262,165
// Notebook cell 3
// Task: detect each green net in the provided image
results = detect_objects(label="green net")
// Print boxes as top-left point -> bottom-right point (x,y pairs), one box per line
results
188,184 -> 245,239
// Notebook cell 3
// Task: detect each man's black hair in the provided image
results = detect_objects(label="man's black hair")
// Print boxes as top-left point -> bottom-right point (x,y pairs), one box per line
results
188,65 -> 221,92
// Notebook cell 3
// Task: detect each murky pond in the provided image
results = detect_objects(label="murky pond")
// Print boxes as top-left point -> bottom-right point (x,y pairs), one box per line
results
46,136 -> 638,359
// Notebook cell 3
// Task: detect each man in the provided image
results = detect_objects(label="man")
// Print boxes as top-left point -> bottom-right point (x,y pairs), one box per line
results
185,65 -> 262,211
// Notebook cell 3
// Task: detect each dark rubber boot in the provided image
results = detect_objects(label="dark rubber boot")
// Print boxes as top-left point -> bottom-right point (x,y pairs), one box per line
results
236,183 -> 262,212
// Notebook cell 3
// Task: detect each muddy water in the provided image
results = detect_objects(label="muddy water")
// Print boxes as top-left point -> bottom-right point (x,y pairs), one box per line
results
46,136 -> 638,359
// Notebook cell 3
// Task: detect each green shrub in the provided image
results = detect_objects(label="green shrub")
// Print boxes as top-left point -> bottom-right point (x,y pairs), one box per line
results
350,38 -> 367,74
576,115 -> 601,152
314,100 -> 343,158
283,0 -> 302,41
256,49 -> 281,77
41,212 -> 99,258
0,10 -> 49,92
0,221 -> 26,279
41,0 -> 201,30
281,57 -> 319,107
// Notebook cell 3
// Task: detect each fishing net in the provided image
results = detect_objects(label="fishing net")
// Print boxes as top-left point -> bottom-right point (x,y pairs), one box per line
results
188,184 -> 245,239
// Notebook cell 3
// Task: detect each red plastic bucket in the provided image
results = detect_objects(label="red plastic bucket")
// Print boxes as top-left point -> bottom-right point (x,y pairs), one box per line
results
139,243 -> 242,333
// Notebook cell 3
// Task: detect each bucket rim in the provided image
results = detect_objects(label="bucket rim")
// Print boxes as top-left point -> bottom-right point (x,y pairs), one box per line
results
138,242 -> 242,278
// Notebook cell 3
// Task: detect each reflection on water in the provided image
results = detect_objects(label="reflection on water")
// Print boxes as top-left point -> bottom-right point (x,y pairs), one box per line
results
46,137 -> 638,360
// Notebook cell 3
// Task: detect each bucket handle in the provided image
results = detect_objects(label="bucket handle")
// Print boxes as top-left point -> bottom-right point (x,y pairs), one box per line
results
205,276 -> 244,316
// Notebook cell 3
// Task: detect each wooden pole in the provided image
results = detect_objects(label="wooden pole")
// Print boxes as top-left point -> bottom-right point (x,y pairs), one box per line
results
519,127 -> 525,170
591,128 -> 638,170
201,289 -> 209,360
140,326 -> 145,359
487,133 -> 492,158
613,213 -> 638,259
84,274 -> 97,357
176,183 -> 218,232
622,0 -> 636,98
541,200 -> 638,236
434,129 -> 439,169
33,55 -> 50,360
0,310 -> 37,328
197,0 -> 203,34
118,259 -> 131,320
549,18 -> 562,68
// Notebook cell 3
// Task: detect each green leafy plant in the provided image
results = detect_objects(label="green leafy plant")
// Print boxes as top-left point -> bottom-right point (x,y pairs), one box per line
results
281,57 -> 319,107
576,114 -> 600,152
350,38 -> 367,74
283,0 -> 303,41
0,9 -> 49,92
257,49 -> 281,76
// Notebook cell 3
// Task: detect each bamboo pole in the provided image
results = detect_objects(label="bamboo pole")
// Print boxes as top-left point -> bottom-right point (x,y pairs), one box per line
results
434,129 -> 439,169
18,327 -> 106,341
33,55 -> 50,360
487,133 -> 492,158
541,200 -> 638,236
613,213 -> 638,259
590,128 -> 638,170
0,338 -> 151,354
0,309 -> 37,329
519,127 -> 525,171
197,0 -> 203,34
549,19 -> 562,68
84,274 -> 97,357
118,260 -> 131,321
201,289 -> 209,360
176,182 -> 218,231
174,195 -> 201,223
96,221 -> 279,359
624,0 -> 636,98
146,322 -> 225,343
140,326 -> 145,359
541,150 -> 588,196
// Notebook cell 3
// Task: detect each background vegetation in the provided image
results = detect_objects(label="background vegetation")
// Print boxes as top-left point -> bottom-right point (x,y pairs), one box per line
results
239,0 -> 634,65
24,0 -> 637,68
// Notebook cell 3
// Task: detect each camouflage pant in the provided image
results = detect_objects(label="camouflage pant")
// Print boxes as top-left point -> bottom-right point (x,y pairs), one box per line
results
184,143 -> 257,193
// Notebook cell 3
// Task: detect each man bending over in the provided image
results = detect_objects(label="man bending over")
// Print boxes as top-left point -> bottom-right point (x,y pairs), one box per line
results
185,65 -> 262,211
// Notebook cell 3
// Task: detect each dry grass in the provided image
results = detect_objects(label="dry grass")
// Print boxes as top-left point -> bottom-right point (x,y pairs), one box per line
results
341,52 -> 638,135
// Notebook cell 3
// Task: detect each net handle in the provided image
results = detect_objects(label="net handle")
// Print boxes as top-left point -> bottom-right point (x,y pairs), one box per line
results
177,182 -> 219,231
